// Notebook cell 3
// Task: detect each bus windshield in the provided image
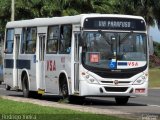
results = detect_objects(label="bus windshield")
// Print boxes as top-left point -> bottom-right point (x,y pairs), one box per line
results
82,31 -> 147,69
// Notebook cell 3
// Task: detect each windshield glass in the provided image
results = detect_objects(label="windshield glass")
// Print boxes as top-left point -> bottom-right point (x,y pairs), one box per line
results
82,31 -> 147,69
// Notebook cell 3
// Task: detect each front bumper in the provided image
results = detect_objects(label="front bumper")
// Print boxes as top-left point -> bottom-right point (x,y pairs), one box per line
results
79,80 -> 148,97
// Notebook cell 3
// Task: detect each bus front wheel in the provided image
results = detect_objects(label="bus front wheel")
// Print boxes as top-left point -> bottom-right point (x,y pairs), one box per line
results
59,76 -> 69,99
22,74 -> 30,98
115,97 -> 129,105
69,96 -> 85,104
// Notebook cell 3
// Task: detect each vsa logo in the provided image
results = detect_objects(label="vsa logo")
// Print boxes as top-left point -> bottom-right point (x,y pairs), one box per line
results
47,60 -> 56,71
128,62 -> 138,67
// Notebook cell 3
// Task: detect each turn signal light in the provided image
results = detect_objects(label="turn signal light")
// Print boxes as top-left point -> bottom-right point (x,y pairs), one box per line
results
135,88 -> 145,93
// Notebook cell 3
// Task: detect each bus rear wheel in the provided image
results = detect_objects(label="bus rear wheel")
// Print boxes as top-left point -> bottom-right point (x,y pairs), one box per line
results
6,85 -> 11,90
115,97 -> 129,105
22,74 -> 30,98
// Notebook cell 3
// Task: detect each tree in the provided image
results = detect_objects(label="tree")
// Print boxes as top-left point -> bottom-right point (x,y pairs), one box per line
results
92,0 -> 114,14
114,0 -> 154,29
0,0 -> 160,35
0,1 -> 11,37
152,0 -> 160,30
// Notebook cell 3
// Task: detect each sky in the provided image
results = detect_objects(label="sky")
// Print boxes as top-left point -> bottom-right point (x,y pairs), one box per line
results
149,24 -> 160,43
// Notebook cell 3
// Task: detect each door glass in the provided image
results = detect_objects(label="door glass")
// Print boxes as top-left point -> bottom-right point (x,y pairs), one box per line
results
6,29 -> 14,54
39,35 -> 45,61
15,35 -> 20,58
74,33 -> 80,62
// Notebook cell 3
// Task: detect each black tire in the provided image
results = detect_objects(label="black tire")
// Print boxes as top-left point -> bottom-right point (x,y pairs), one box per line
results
115,97 -> 129,105
22,74 -> 42,98
59,77 -> 69,99
22,74 -> 30,98
0,81 -> 2,85
6,85 -> 11,90
69,96 -> 85,104
30,91 -> 42,99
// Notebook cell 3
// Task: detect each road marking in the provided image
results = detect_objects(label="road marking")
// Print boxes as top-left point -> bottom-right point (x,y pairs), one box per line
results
148,104 -> 160,108
149,88 -> 160,90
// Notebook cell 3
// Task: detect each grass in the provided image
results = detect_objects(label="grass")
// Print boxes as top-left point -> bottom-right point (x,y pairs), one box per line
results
149,68 -> 160,88
0,98 -> 128,120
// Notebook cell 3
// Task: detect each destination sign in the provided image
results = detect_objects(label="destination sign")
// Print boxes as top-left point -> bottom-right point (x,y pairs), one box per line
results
83,17 -> 146,31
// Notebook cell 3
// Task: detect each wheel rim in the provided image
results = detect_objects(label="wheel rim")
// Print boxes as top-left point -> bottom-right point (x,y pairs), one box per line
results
61,83 -> 68,98
23,83 -> 27,93
22,75 -> 29,97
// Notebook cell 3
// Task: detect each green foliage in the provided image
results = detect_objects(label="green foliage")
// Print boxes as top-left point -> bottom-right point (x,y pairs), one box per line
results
152,0 -> 160,30
153,41 -> 160,58
149,68 -> 160,88
0,98 -> 126,120
92,0 -> 114,13
0,0 -> 160,36
0,0 -> 10,35
149,41 -> 160,68
113,0 -> 155,29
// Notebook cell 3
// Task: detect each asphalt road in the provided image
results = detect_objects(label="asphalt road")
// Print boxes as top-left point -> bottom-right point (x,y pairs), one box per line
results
0,83 -> 160,119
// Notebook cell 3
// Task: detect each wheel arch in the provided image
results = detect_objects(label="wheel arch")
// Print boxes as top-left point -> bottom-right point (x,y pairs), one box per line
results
20,69 -> 30,90
58,70 -> 71,95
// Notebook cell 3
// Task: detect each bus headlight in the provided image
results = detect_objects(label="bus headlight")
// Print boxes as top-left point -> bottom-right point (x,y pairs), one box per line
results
88,78 -> 98,84
133,75 -> 146,85
85,74 -> 98,84
81,72 -> 99,84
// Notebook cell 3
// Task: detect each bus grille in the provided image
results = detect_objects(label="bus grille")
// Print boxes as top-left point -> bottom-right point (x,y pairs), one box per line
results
95,71 -> 135,78
104,87 -> 128,92
101,81 -> 131,84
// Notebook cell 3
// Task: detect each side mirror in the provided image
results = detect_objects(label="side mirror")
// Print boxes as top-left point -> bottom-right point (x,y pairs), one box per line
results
4,49 -> 8,53
148,37 -> 154,55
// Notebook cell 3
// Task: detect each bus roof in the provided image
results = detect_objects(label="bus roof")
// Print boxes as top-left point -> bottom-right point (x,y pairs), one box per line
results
6,14 -> 145,28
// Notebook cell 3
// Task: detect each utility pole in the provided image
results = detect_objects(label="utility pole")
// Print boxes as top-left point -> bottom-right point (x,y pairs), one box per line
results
11,0 -> 15,21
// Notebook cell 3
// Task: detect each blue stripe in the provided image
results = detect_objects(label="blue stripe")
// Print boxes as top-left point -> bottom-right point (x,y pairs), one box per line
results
4,59 -> 13,68
4,59 -> 31,70
118,62 -> 127,66
16,59 -> 31,69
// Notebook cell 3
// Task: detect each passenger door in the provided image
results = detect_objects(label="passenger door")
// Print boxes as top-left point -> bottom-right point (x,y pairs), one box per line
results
13,34 -> 20,89
36,33 -> 46,91
4,29 -> 14,88
74,32 -> 81,92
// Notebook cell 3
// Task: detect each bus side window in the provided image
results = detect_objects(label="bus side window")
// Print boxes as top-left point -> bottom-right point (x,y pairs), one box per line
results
47,26 -> 59,54
25,27 -> 37,54
59,25 -> 72,54
5,29 -> 14,54
21,28 -> 26,54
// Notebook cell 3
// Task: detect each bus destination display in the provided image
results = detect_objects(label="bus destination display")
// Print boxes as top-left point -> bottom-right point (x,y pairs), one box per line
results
83,17 -> 146,31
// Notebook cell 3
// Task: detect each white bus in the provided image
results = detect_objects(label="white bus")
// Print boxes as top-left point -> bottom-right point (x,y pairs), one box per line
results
3,14 -> 148,104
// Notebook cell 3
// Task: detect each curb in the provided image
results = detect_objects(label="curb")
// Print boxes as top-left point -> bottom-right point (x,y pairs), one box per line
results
0,95 -> 130,115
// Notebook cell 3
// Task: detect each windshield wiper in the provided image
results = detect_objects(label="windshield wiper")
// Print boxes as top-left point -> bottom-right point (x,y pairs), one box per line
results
98,30 -> 111,46
120,31 -> 134,43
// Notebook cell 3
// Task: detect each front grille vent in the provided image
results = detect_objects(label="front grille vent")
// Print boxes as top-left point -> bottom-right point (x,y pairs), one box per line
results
104,87 -> 128,92
101,81 -> 131,84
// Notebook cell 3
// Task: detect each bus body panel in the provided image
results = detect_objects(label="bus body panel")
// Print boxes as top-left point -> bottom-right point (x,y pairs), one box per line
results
45,54 -> 71,94
79,65 -> 148,96
36,27 -> 47,92
18,55 -> 37,91
3,14 -> 148,99
3,56 -> 14,88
